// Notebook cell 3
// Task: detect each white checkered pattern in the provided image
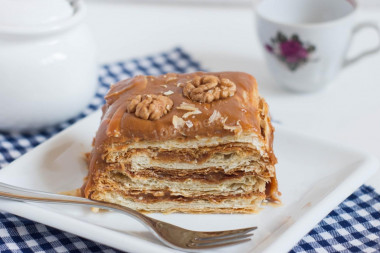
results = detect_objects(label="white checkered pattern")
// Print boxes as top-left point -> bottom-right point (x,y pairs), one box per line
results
0,47 -> 379,252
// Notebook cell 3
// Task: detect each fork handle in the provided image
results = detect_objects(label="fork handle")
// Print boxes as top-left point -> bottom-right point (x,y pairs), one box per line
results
0,182 -> 158,229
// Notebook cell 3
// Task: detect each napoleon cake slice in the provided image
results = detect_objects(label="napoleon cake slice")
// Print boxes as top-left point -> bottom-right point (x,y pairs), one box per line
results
83,72 -> 279,213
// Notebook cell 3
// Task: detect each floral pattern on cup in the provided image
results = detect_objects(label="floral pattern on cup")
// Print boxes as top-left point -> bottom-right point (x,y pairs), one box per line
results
265,32 -> 316,71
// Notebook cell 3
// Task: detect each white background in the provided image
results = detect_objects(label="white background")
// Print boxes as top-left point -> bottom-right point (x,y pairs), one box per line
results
84,0 -> 380,190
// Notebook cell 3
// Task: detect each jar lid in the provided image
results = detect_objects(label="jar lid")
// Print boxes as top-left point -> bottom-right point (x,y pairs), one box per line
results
0,0 -> 73,27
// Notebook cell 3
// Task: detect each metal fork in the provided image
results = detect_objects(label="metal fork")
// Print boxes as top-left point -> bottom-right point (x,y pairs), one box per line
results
0,182 -> 256,252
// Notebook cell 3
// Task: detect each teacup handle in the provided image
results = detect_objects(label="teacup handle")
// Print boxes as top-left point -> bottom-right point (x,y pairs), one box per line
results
343,21 -> 380,67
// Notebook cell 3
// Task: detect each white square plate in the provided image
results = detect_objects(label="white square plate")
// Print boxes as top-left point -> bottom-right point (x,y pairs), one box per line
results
0,110 -> 378,253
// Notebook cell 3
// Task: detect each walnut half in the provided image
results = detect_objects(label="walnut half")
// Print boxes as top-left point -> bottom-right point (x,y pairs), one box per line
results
127,94 -> 173,120
183,75 -> 236,103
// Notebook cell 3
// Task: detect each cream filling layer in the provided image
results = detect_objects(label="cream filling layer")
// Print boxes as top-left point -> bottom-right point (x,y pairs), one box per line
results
94,192 -> 264,213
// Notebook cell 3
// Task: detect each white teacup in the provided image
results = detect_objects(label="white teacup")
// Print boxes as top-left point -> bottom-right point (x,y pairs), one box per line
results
256,0 -> 380,92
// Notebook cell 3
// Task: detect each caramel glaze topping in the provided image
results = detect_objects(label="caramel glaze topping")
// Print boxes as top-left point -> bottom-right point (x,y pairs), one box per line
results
99,72 -> 262,143
83,72 -> 278,200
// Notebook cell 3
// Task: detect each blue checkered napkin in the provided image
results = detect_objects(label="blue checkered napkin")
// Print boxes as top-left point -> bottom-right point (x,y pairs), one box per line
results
0,212 -> 120,253
291,185 -> 380,253
0,47 -> 379,253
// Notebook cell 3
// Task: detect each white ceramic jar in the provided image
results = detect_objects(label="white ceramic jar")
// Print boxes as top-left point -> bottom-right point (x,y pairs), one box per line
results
0,0 -> 97,131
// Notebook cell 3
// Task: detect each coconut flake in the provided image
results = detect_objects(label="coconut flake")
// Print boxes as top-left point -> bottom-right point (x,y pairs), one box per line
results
183,110 -> 201,119
166,76 -> 177,82
242,91 -> 249,103
185,120 -> 193,128
208,110 -> 222,123
172,115 -> 185,129
160,84 -> 168,88
163,90 -> 174,96
176,102 -> 202,118
176,102 -> 197,111
223,120 -> 242,135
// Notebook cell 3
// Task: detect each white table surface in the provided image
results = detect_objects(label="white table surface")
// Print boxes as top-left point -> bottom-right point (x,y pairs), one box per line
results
84,0 -> 380,190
